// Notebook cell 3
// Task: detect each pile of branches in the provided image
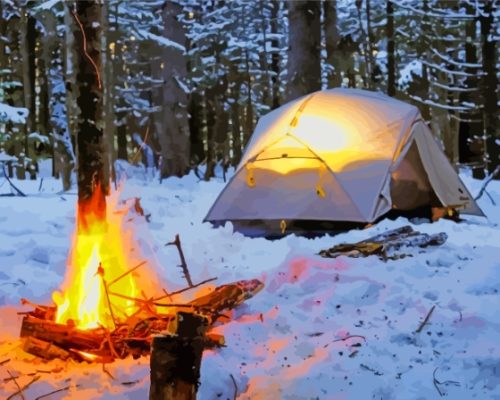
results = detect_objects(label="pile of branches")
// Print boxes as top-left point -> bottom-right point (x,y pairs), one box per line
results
20,278 -> 263,363
319,225 -> 447,261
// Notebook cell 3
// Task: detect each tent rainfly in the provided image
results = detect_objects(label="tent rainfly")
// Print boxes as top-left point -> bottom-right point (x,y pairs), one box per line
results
204,89 -> 483,233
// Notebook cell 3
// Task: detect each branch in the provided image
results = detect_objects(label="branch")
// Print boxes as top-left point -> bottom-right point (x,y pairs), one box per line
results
475,165 -> 500,202
1,163 -> 26,197
6,375 -> 40,400
165,234 -> 194,287
415,305 -> 435,333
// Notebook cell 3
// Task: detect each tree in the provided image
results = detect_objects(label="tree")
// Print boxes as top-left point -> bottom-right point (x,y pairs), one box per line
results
286,1 -> 321,102
157,0 -> 190,178
72,0 -> 106,223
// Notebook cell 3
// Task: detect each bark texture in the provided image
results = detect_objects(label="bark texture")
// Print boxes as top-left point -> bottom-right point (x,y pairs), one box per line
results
286,0 -> 321,101
73,0 -> 107,223
158,1 -> 190,178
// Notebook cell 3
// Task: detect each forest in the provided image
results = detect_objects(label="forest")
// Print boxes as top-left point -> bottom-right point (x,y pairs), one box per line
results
0,0 -> 498,188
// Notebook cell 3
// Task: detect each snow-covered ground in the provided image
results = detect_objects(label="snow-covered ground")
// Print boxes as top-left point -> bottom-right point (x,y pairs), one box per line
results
0,166 -> 499,399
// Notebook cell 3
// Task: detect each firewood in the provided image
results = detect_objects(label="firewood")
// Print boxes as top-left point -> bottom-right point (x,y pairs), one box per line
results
319,226 -> 447,260
23,337 -> 71,361
149,312 -> 208,400
20,316 -> 104,351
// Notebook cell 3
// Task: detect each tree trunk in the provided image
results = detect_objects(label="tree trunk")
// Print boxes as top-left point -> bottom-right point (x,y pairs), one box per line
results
73,0 -> 107,225
323,0 -> 342,88
230,73 -> 242,166
270,1 -> 281,108
158,1 -> 190,178
458,1 -> 482,169
19,9 -> 37,161
203,87 -> 216,181
286,0 -> 321,101
480,0 -> 498,176
386,0 -> 396,97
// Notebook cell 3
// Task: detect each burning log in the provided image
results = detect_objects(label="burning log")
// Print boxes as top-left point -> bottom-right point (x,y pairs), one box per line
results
149,312 -> 208,400
319,225 -> 447,260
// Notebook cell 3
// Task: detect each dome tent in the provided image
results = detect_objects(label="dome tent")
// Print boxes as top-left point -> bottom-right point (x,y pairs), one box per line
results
204,89 -> 483,235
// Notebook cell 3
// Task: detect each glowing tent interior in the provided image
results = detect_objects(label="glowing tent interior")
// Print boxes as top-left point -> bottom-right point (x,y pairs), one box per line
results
205,89 -> 483,236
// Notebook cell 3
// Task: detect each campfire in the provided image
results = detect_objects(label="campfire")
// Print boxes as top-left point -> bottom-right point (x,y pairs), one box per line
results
19,187 -> 264,364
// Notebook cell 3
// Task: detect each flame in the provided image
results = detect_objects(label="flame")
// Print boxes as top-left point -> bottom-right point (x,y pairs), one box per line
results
52,185 -> 141,330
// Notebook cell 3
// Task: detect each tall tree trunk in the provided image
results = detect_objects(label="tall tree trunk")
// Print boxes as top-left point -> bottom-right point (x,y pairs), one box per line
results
204,87 -> 216,181
19,9 -> 36,160
458,1 -> 482,172
41,8 -> 75,191
157,1 -> 190,178
286,0 -> 321,101
188,91 -> 205,165
480,0 -> 498,176
230,74 -> 242,166
244,49 -> 254,146
270,0 -> 281,108
72,0 -> 107,224
386,0 -> 396,96
324,0 -> 342,88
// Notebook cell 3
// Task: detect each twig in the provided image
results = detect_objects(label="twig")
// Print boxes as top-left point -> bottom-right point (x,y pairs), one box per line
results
416,305 -> 436,333
165,234 -> 194,287
155,277 -> 217,301
475,165 -> 500,202
433,368 -> 444,396
0,358 -> 10,365
107,261 -> 147,288
34,385 -> 71,400
97,264 -> 117,330
102,363 -> 115,380
2,163 -> 26,197
6,375 -> 40,400
6,370 -> 24,400
229,373 -> 238,400
331,335 -> 366,343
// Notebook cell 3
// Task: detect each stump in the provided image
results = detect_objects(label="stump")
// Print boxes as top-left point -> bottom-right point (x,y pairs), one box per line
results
149,312 -> 208,400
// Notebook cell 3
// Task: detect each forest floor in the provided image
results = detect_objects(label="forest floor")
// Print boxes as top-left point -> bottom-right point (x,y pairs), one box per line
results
0,163 -> 499,400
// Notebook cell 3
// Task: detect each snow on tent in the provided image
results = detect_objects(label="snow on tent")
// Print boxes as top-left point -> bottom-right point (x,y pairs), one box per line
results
205,88 -> 483,235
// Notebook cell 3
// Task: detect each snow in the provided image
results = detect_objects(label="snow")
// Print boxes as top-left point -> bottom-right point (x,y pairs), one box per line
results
0,102 -> 29,124
136,30 -> 186,53
0,168 -> 499,399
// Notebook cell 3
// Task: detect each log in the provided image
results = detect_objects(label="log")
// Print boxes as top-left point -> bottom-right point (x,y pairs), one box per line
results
149,312 -> 208,400
20,316 -> 104,351
23,336 -> 71,360
319,226 -> 447,260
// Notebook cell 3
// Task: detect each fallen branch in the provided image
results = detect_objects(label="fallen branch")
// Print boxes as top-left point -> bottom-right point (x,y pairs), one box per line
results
1,163 -> 26,197
230,373 -> 238,400
6,375 -> 40,400
6,370 -> 24,400
34,385 -> 72,400
432,367 -> 460,397
331,334 -> 366,344
475,165 -> 500,204
0,358 -> 10,366
165,234 -> 194,287
415,305 -> 436,333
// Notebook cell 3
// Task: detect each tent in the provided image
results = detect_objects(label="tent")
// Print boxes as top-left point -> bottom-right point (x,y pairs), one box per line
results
205,88 -> 483,235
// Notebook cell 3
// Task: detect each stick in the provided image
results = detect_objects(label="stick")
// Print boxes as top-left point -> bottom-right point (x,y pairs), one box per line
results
6,375 -> 40,400
331,335 -> 366,343
97,264 -> 117,330
475,165 -> 500,201
0,358 -> 10,365
2,163 -> 26,197
107,261 -> 147,288
34,386 -> 71,400
6,370 -> 24,400
165,234 -> 194,287
229,373 -> 238,400
433,368 -> 444,397
416,305 -> 436,333
155,277 -> 217,301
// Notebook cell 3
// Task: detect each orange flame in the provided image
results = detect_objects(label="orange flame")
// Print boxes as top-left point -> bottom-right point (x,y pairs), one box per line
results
52,185 -> 141,330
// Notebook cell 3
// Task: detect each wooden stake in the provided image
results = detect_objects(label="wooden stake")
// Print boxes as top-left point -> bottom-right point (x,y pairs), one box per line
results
149,312 -> 208,400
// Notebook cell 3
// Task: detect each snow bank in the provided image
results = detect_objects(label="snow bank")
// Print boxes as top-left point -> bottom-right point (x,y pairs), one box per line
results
0,171 -> 499,399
